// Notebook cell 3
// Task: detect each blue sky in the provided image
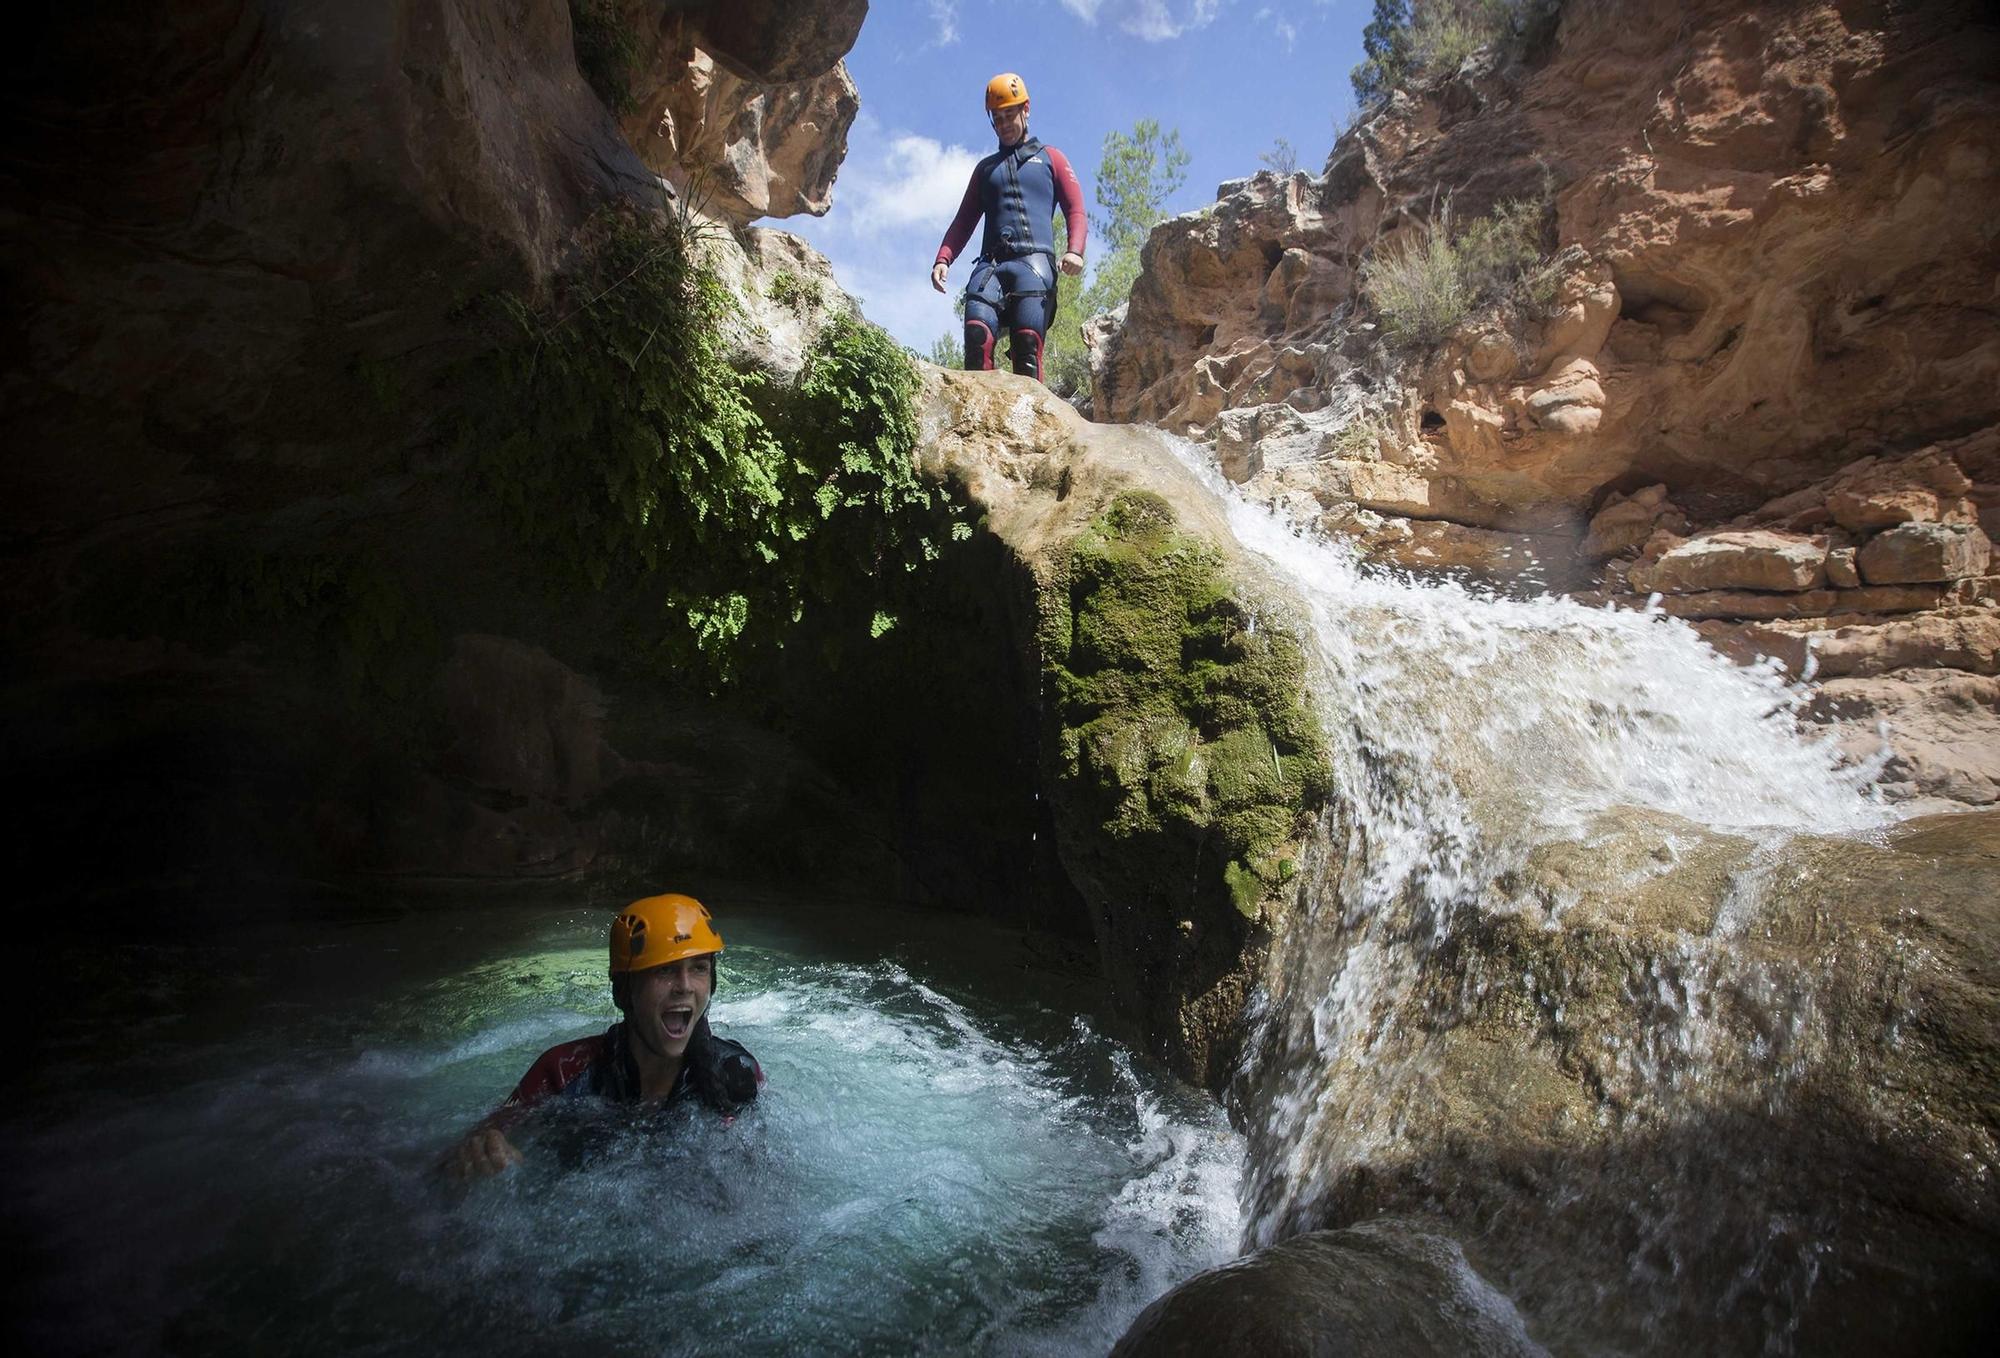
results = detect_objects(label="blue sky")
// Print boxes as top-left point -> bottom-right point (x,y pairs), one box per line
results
771,1 -> 1372,351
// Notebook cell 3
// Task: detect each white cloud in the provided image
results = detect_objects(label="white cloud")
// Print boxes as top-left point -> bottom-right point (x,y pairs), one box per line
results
1254,4 -> 1297,50
773,115 -> 982,348
1061,0 -> 1224,41
926,0 -> 960,47
823,253 -> 964,353
839,133 -> 982,233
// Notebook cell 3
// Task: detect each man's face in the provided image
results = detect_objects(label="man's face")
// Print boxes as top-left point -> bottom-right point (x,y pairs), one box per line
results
626,955 -> 714,1062
991,102 -> 1028,147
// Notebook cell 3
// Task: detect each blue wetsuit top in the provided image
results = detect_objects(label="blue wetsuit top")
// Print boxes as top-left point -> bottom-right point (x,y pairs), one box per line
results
934,137 -> 1087,268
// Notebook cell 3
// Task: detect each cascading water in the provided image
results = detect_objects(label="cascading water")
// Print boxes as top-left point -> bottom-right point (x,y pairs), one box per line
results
1143,430 -> 1913,1350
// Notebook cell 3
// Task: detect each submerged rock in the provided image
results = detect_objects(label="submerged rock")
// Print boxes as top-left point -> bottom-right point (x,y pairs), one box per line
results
1111,1219 -> 1546,1358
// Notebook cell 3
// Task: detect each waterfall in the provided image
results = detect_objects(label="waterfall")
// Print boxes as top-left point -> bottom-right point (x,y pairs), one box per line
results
1144,431 -> 1911,1347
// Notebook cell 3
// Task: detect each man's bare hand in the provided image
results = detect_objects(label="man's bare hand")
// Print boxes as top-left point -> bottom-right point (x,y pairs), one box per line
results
443,1127 -> 523,1181
930,260 -> 950,293
1059,251 -> 1084,278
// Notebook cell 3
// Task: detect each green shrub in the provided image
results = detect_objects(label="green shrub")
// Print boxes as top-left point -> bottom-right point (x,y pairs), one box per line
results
1350,0 -> 1561,107
1361,196 -> 1555,347
1362,214 -> 1470,347
454,208 -> 959,684
767,269 -> 824,315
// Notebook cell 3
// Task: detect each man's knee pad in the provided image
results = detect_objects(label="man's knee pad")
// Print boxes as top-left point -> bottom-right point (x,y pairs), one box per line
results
963,319 -> 996,371
1008,327 -> 1045,381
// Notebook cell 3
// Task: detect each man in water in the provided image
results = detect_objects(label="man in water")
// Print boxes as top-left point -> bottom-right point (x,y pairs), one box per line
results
444,892 -> 762,1180
929,71 -> 1087,382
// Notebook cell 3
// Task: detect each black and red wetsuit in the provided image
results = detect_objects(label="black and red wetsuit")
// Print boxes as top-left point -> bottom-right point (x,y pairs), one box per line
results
933,136 -> 1087,381
481,1017 -> 762,1135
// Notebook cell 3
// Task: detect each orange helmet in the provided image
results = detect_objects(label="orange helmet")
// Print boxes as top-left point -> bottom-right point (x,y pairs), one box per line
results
984,73 -> 1029,113
609,892 -> 724,974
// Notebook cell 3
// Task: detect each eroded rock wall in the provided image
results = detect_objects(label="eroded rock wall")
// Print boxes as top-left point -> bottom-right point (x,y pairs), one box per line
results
612,0 -> 862,224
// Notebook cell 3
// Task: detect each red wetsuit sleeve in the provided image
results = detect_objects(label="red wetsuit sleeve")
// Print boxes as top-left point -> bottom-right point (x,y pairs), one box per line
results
1046,146 -> 1087,257
479,1034 -> 605,1134
935,165 -> 985,267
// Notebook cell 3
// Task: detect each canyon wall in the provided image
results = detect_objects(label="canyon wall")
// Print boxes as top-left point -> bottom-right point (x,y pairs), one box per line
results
1087,0 -> 2000,806
0,2 -> 984,910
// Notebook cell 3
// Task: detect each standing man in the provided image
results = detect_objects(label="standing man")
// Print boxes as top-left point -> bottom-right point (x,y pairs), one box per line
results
444,892 -> 762,1180
930,73 -> 1087,383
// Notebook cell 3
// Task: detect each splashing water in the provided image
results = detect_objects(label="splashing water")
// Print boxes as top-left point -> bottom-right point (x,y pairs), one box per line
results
1141,430 -> 1905,1343
9,901 -> 1242,1357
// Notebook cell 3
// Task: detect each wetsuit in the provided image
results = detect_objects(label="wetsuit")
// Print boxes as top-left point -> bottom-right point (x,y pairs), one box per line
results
481,1016 -> 762,1135
934,136 -> 1087,382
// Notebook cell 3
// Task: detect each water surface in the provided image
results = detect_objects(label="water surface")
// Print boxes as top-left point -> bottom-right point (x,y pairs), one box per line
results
12,890 -> 1242,1356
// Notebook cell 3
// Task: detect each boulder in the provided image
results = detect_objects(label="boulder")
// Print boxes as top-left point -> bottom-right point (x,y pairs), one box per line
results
1628,530 -> 1828,594
1825,448 -> 1979,531
1111,1220 -> 1545,1358
1579,484 -> 1687,559
1857,522 -> 1993,584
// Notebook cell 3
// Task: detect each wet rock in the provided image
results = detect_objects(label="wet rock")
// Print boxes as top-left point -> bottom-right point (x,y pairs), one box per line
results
1624,581 -> 1943,622
1112,1219 -> 1545,1358
1857,522 -> 1993,585
1628,530 -> 1828,594
1245,806 -> 2000,1355
1771,608 -> 2000,678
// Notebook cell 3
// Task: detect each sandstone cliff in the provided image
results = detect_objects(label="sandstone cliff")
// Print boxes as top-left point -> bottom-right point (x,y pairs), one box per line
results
1087,0 -> 2000,807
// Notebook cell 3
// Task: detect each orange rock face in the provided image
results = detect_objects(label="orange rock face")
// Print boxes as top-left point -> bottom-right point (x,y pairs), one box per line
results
1086,0 -> 2000,801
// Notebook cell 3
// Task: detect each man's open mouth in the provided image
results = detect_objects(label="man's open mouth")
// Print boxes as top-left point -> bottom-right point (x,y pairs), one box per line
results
661,1006 -> 694,1041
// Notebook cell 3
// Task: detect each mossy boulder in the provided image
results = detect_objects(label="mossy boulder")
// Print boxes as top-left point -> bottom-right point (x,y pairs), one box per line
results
919,370 -> 1330,1084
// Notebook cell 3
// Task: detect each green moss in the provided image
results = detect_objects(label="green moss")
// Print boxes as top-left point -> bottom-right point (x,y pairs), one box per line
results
449,208 -> 962,687
1047,489 -> 1330,918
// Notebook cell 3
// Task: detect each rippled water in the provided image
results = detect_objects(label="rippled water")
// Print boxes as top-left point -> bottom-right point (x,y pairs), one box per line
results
10,894 -> 1241,1356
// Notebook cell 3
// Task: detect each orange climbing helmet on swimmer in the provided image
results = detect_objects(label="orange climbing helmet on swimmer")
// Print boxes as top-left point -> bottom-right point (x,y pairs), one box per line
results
609,892 -> 724,974
984,72 -> 1028,113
